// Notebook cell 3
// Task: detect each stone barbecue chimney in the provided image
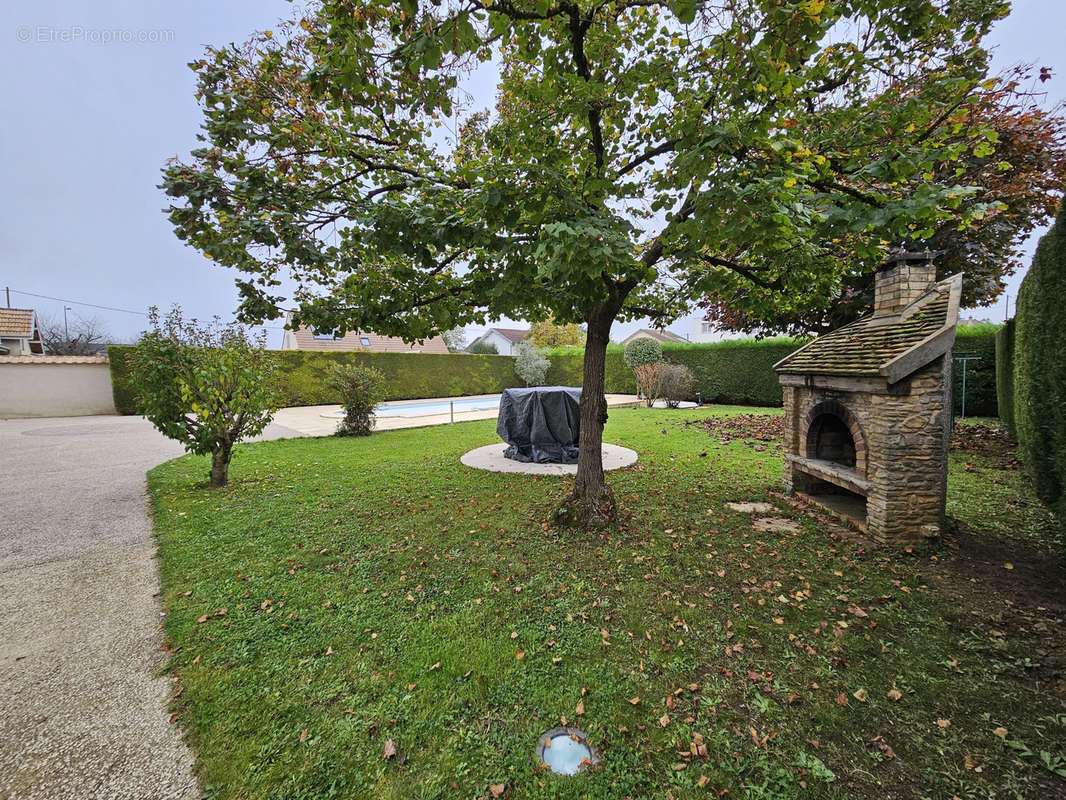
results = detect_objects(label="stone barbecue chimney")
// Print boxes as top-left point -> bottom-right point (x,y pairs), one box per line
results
873,250 -> 937,317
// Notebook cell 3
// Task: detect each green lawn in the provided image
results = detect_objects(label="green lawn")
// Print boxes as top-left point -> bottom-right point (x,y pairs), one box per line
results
148,406 -> 1066,799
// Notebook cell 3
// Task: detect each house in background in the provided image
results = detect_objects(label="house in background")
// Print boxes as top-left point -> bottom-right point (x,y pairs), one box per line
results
0,308 -> 44,355
280,312 -> 449,354
619,328 -> 687,347
467,327 -> 530,355
691,319 -> 751,343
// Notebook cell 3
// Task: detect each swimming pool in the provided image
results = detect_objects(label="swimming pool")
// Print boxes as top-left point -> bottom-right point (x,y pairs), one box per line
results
324,395 -> 502,419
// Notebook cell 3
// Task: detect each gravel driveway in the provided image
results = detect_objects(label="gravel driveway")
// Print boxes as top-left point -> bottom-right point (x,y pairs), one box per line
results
0,414 -> 302,800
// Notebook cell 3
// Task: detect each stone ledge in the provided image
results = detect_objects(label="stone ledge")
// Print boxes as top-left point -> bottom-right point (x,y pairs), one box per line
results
786,454 -> 871,496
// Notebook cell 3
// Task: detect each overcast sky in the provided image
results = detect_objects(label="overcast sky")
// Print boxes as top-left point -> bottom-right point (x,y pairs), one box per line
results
2,1 -> 1063,347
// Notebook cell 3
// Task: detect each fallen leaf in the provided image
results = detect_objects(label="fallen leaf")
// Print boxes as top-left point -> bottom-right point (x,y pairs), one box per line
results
993,726 -> 1008,739
429,661 -> 441,671
576,700 -> 585,716
382,739 -> 397,759
489,783 -> 506,798
659,713 -> 671,728
697,774 -> 709,787
836,692 -> 849,707
196,615 -> 209,624
1003,562 -> 1013,570
510,631 -> 518,639
300,729 -> 308,742
515,647 -> 525,660
887,689 -> 903,702
629,696 -> 641,705
852,688 -> 868,702
325,646 -> 333,656
937,718 -> 951,729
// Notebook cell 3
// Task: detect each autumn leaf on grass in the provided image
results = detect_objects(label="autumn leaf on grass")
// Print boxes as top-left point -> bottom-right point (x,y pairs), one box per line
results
852,688 -> 868,702
836,692 -> 849,707
299,729 -> 308,742
196,614 -> 209,624
629,696 -> 641,705
937,718 -> 951,729
575,700 -> 585,716
489,784 -> 507,799
382,739 -> 397,760
993,726 -> 1008,739
515,647 -> 525,660
659,713 -> 671,728
429,661 -> 440,671
887,689 -> 902,702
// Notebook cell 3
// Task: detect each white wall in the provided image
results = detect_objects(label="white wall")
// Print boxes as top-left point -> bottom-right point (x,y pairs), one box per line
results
0,359 -> 116,419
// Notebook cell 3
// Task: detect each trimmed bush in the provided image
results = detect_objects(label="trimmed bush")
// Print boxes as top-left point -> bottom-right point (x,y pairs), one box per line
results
469,340 -> 499,354
1014,200 -> 1066,524
623,338 -> 663,368
951,324 -> 999,418
995,318 -> 1016,437
329,364 -> 386,436
659,363 -> 695,408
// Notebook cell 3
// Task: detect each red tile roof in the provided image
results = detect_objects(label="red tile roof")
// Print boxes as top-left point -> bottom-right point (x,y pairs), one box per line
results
284,313 -> 450,354
490,328 -> 530,343
0,308 -> 36,338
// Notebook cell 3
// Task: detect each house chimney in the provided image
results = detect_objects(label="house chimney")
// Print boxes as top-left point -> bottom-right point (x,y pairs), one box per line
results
873,249 -> 938,317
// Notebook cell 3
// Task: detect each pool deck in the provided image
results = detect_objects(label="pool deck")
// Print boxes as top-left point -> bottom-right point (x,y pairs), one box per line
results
271,393 -> 641,438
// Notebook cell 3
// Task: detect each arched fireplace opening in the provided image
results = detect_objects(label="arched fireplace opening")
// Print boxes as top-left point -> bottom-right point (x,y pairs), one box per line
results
806,413 -> 856,467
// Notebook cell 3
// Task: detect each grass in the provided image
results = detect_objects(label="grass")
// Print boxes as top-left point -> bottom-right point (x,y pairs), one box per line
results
148,407 -> 1066,799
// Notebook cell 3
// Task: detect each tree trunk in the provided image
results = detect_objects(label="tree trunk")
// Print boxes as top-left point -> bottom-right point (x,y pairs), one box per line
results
209,442 -> 232,488
558,304 -> 616,527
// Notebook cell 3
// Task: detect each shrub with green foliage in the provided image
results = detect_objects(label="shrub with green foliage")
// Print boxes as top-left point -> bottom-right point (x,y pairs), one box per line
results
1014,200 -> 1066,525
513,341 -> 550,386
469,340 -> 499,355
951,324 -> 1000,418
659,363 -> 695,408
995,318 -> 1016,437
623,337 -> 663,368
129,307 -> 279,487
328,364 -> 386,436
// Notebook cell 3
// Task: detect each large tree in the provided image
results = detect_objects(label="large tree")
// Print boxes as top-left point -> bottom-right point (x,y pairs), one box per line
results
164,0 -> 1006,525
700,67 -> 1066,335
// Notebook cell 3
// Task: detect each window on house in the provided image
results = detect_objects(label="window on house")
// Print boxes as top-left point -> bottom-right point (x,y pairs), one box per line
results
701,322 -> 713,333
313,328 -> 340,341
360,336 -> 372,347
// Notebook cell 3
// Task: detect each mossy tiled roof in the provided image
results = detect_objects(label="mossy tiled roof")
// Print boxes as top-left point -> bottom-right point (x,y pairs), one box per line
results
775,286 -> 952,377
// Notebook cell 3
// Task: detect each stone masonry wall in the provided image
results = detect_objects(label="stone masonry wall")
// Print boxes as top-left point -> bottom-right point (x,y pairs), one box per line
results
864,356 -> 950,545
874,261 -> 937,317
781,356 -> 951,547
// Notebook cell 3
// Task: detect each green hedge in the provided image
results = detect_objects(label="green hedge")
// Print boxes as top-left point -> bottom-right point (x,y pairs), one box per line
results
108,345 -> 524,414
951,324 -> 999,418
1014,200 -> 1066,525
661,338 -> 802,406
545,351 -> 637,394
995,318 -> 1016,437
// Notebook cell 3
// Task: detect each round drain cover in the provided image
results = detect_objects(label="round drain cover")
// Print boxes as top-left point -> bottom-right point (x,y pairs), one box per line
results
536,727 -> 597,775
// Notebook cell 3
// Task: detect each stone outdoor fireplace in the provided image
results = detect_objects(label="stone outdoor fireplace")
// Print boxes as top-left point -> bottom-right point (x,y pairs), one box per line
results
774,252 -> 962,547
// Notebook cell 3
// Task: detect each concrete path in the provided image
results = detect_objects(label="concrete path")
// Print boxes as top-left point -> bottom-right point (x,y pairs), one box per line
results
0,415 -> 301,800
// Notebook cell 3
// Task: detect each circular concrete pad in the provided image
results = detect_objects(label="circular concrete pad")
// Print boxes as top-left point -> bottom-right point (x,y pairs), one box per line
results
461,443 -> 638,474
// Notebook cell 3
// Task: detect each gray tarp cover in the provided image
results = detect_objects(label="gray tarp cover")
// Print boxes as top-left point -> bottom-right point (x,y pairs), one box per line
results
497,386 -> 582,463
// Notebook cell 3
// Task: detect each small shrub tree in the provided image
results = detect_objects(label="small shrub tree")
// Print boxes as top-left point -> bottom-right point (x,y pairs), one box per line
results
623,338 -> 663,369
659,364 -> 695,408
514,341 -> 550,387
624,339 -> 664,404
633,363 -> 665,407
442,326 -> 467,353
469,340 -> 498,355
131,306 -> 279,487
328,364 -> 386,436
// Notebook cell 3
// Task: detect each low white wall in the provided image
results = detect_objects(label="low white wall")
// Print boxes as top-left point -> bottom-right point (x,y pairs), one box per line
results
0,358 -> 116,418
